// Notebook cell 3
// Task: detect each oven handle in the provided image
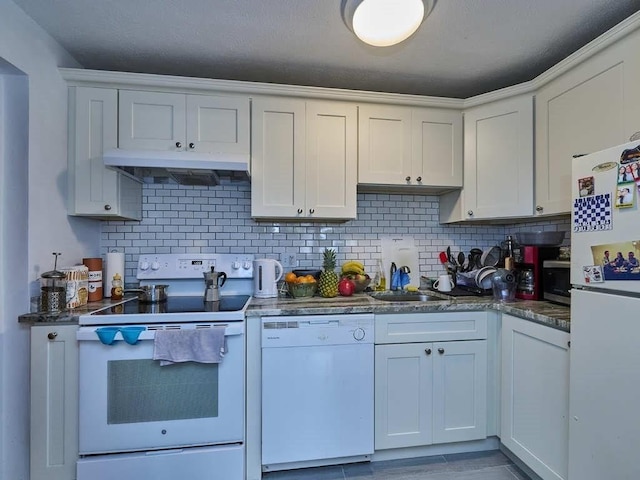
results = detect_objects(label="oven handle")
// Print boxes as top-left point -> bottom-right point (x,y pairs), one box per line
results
77,323 -> 244,341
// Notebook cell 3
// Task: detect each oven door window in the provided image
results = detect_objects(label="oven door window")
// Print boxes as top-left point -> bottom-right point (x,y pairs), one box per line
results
108,360 -> 218,424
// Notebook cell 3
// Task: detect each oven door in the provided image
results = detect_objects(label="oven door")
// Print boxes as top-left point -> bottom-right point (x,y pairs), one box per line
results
77,323 -> 244,455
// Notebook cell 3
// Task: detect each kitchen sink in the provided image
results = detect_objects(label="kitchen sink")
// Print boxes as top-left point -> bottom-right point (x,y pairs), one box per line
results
368,291 -> 442,302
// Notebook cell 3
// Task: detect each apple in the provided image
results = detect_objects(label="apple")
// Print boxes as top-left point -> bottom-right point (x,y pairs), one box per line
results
338,278 -> 355,296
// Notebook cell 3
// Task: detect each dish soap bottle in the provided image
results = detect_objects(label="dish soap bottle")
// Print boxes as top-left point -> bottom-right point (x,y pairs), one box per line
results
374,259 -> 386,291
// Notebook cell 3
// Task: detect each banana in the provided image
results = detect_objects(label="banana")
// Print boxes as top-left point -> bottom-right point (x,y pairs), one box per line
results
341,261 -> 365,275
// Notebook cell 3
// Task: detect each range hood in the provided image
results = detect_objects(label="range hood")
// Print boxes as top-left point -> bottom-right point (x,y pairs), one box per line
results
103,149 -> 250,186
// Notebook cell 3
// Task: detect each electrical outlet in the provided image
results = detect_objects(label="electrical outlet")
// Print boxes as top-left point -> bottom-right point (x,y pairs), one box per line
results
281,253 -> 298,269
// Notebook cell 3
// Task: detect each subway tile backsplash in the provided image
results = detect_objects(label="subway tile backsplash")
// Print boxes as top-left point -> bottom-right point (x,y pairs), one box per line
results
102,182 -> 571,284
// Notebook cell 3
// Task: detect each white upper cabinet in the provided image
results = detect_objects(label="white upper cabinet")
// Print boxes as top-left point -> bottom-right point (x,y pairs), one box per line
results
67,86 -> 142,220
251,97 -> 357,219
535,28 -> 640,216
358,104 -> 462,190
440,95 -> 534,223
118,90 -> 250,155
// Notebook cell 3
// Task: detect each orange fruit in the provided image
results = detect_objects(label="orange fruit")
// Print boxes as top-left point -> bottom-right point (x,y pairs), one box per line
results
285,272 -> 297,283
305,275 -> 316,283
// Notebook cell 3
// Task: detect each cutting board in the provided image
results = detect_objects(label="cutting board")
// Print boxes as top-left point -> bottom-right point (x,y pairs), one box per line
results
381,236 -> 420,288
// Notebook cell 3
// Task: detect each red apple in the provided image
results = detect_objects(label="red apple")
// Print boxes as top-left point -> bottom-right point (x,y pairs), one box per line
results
338,278 -> 355,296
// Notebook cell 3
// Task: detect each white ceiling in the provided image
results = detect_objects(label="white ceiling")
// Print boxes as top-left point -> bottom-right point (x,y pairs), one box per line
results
13,0 -> 640,98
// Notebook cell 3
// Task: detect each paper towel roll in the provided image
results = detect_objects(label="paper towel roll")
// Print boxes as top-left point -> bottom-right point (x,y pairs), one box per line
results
104,251 -> 125,298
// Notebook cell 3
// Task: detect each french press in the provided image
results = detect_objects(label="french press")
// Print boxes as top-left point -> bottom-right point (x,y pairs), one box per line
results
203,267 -> 227,302
40,252 -> 67,313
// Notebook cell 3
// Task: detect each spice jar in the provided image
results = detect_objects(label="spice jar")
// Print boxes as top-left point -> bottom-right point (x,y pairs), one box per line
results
110,273 -> 123,300
40,253 -> 66,313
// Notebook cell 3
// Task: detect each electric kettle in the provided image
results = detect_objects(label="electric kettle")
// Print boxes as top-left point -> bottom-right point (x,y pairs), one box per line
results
253,258 -> 283,298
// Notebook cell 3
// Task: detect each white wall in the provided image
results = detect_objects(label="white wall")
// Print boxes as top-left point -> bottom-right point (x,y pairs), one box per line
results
0,1 -> 99,479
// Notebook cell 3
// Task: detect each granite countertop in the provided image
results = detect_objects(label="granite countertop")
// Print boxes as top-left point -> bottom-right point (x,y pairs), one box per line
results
18,297 -> 135,325
19,291 -> 571,332
248,291 -> 571,332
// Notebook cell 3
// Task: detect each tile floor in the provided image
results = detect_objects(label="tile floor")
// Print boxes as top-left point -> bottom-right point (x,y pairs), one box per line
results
262,450 -> 531,480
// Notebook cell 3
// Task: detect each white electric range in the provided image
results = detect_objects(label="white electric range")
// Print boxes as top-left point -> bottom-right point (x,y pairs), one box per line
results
76,253 -> 254,480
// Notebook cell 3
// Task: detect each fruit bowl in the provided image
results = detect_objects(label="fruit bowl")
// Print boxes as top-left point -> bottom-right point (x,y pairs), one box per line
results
287,281 -> 318,298
341,275 -> 371,293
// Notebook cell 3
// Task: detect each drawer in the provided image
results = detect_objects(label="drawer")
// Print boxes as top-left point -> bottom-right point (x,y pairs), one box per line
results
374,312 -> 488,344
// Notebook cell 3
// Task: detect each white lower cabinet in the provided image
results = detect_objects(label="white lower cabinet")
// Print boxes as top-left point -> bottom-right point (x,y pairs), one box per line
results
30,324 -> 79,480
501,314 -> 569,480
374,312 -> 488,450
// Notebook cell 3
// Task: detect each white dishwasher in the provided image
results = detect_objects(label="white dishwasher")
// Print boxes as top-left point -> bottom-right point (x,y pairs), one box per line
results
261,313 -> 374,470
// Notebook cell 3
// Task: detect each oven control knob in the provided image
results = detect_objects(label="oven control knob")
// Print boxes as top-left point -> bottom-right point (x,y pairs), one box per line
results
232,261 -> 241,270
151,261 -> 160,271
140,261 -> 150,271
353,327 -> 366,341
242,261 -> 252,270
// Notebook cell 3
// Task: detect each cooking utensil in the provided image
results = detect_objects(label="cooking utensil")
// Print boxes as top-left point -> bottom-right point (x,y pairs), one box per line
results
457,252 -> 465,268
469,248 -> 483,270
124,284 -> 169,303
481,246 -> 502,267
439,251 -> 449,265
204,267 -> 228,302
446,246 -> 455,265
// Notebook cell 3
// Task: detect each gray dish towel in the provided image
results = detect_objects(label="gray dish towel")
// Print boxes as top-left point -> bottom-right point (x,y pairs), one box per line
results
153,327 -> 226,366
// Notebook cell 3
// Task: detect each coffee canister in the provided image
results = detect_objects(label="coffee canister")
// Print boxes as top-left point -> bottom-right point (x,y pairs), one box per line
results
83,257 -> 103,302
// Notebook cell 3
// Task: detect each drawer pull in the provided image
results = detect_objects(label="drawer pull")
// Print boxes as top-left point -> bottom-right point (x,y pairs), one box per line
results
424,348 -> 431,355
438,347 -> 445,354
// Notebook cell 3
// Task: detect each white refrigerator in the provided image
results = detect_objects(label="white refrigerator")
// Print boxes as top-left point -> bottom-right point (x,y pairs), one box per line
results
569,140 -> 640,480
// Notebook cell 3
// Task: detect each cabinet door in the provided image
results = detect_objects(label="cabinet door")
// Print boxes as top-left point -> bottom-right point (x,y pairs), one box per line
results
535,29 -> 640,216
119,90 -> 186,151
432,340 -> 487,444
374,343 -> 433,449
358,104 -> 412,185
251,97 -> 306,218
30,325 -> 78,480
462,95 -> 534,220
501,314 -> 569,480
305,101 -> 358,219
412,108 -> 463,187
68,86 -> 142,220
185,94 -> 249,155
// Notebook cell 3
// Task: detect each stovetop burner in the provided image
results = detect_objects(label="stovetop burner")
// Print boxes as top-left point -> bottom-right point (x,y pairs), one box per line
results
94,295 -> 251,316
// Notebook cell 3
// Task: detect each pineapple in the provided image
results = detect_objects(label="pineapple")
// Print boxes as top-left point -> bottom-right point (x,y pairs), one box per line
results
318,248 -> 339,298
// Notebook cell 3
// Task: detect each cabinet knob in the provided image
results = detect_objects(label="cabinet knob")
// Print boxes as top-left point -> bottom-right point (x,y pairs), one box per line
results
467,210 -> 473,216
297,208 -> 303,214
416,176 -> 422,182
104,204 -> 112,211
189,142 -> 195,149
424,348 -> 432,355
309,209 -> 315,214
536,205 -> 543,212
438,347 -> 445,354
175,141 -> 182,148
47,332 -> 57,340
405,176 -> 411,182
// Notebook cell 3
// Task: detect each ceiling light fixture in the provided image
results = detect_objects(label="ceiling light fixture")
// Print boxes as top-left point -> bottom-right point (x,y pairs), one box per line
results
342,0 -> 435,47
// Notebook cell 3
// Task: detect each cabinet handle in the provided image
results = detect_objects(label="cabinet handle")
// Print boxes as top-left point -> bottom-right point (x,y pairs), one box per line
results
405,176 -> 411,182
175,141 -> 182,148
424,348 -> 431,355
568,341 -> 571,348
467,210 -> 473,216
104,204 -> 112,211
416,176 -> 422,182
47,332 -> 57,340
438,347 -> 445,354
189,142 -> 195,149
309,209 -> 315,214
536,205 -> 543,212
297,208 -> 303,214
